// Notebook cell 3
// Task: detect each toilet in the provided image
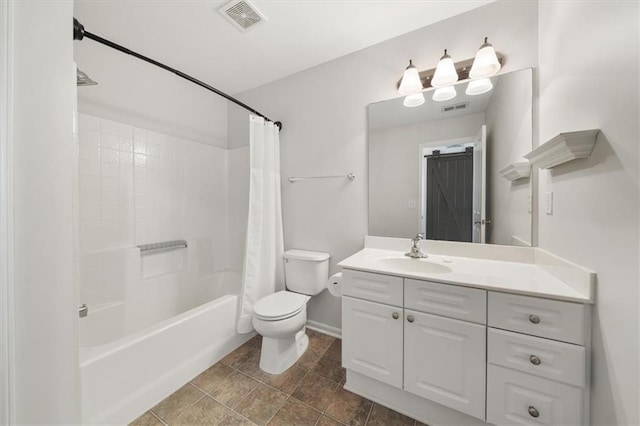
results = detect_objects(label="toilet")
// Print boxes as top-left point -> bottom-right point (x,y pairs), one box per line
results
252,249 -> 330,374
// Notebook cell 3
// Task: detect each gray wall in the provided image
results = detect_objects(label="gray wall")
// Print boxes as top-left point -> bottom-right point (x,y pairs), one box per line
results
537,2 -> 639,424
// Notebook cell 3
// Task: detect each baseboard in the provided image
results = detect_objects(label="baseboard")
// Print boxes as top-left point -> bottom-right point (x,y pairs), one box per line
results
306,320 -> 341,339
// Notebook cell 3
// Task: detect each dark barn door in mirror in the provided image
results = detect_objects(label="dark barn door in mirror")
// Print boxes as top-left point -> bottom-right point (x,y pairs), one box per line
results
425,148 -> 474,242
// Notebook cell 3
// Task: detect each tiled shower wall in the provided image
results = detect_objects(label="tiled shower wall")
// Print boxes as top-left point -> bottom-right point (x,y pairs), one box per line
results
77,113 -> 243,341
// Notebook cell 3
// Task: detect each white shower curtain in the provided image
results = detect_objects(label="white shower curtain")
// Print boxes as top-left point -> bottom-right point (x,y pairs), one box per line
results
237,116 -> 284,333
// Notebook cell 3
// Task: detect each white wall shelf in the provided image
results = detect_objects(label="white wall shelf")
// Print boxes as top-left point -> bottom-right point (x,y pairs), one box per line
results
499,161 -> 531,181
524,129 -> 599,169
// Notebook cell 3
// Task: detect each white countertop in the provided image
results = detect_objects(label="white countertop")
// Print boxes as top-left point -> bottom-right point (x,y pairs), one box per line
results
338,247 -> 595,304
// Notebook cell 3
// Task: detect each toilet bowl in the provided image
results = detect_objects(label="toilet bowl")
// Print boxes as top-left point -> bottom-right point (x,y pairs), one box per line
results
253,291 -> 310,374
252,249 -> 330,375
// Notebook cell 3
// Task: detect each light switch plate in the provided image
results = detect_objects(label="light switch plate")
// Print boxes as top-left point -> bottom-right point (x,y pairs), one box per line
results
408,200 -> 417,209
546,191 -> 553,215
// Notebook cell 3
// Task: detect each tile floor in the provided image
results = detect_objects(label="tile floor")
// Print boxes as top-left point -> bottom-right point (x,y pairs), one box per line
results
131,329 -> 426,426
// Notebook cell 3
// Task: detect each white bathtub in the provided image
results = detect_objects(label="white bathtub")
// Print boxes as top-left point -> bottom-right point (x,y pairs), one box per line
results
80,293 -> 253,425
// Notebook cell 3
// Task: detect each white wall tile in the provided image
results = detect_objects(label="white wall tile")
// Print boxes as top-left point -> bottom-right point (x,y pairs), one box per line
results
77,113 -> 236,331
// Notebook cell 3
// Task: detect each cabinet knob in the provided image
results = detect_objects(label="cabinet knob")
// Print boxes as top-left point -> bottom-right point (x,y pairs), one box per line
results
528,314 -> 541,324
528,406 -> 540,418
392,312 -> 399,320
407,315 -> 415,323
529,355 -> 541,365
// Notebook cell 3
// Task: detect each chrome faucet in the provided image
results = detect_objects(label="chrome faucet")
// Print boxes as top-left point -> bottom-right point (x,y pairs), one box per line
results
405,234 -> 428,258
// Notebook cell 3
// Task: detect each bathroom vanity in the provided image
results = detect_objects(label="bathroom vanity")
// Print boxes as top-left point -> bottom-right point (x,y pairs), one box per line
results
338,236 -> 595,426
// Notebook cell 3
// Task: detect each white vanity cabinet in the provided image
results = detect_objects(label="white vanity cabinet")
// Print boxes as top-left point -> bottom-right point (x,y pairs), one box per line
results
342,270 -> 488,421
486,293 -> 590,426
341,268 -> 591,426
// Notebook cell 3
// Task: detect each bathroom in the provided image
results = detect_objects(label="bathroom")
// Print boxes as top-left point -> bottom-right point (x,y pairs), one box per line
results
1,0 -> 638,425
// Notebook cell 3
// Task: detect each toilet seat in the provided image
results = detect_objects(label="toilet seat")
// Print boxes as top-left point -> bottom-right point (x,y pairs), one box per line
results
253,291 -> 309,321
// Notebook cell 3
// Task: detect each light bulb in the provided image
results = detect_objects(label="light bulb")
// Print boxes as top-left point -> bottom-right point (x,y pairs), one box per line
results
466,78 -> 493,95
431,49 -> 458,88
398,60 -> 423,95
403,92 -> 425,107
469,37 -> 501,79
432,86 -> 457,102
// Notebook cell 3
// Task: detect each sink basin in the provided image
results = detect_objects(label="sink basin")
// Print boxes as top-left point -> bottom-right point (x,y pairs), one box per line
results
378,257 -> 452,274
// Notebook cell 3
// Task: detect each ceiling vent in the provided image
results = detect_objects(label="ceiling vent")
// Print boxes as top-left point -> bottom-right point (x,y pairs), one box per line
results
219,0 -> 267,32
442,102 -> 469,113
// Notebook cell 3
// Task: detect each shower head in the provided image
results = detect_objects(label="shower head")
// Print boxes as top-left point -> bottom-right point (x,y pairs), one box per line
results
77,68 -> 97,86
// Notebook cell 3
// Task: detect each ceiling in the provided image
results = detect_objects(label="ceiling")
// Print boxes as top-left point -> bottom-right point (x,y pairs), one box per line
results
74,0 -> 495,95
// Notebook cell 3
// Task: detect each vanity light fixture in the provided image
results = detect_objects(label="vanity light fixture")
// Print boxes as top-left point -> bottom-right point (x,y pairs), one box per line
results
403,92 -> 426,107
469,37 -> 501,79
398,59 -> 423,95
431,49 -> 458,88
465,78 -> 493,96
395,40 -> 504,107
432,85 -> 457,102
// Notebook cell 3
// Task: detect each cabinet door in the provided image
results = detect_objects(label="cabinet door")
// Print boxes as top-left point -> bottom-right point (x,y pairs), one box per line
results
404,310 -> 486,421
342,296 -> 403,388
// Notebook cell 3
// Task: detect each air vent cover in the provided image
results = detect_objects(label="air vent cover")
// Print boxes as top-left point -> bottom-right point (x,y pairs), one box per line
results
442,102 -> 469,113
219,0 -> 266,32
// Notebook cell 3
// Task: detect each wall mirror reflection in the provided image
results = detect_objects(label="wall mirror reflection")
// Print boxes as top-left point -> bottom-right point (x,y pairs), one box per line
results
368,68 -> 533,246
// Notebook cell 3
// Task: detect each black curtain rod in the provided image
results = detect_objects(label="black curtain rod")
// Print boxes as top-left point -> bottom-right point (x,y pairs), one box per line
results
73,18 -> 282,131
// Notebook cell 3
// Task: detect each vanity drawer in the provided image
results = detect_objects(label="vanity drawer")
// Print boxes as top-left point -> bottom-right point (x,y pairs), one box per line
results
487,365 -> 583,426
342,269 -> 403,306
488,292 -> 586,345
404,279 -> 486,324
488,328 -> 586,387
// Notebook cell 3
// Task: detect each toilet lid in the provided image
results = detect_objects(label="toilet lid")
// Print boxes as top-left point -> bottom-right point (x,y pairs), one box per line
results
253,291 -> 308,321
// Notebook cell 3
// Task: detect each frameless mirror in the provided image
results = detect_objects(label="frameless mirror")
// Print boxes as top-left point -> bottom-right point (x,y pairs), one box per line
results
368,68 -> 533,246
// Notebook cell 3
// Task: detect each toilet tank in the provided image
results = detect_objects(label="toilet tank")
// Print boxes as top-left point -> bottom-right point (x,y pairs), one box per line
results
284,249 -> 330,296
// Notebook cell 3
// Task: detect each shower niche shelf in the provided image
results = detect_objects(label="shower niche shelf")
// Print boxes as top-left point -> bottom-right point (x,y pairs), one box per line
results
499,160 -> 531,181
525,129 -> 600,169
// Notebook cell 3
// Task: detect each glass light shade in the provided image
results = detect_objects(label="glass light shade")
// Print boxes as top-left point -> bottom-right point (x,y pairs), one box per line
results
432,85 -> 457,102
431,50 -> 458,88
469,38 -> 501,79
398,60 -> 423,95
466,78 -> 493,95
403,92 -> 425,107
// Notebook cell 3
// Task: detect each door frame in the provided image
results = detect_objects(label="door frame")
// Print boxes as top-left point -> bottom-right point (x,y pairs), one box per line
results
418,137 -> 473,236
0,0 -> 15,422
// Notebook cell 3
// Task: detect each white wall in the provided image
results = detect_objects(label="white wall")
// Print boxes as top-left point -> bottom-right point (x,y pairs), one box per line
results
369,113 -> 485,238
237,0 -> 538,329
10,1 -> 80,423
537,2 -> 639,424
485,68 -> 532,245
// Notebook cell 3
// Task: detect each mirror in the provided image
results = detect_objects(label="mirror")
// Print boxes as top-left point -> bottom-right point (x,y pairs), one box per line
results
368,68 -> 533,246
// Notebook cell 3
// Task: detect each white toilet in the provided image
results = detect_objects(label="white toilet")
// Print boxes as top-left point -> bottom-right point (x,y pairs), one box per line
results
252,249 -> 330,374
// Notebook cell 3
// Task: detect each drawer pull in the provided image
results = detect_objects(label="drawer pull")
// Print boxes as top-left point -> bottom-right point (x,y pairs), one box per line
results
528,406 -> 540,418
407,315 -> 415,323
529,354 -> 541,365
528,314 -> 541,324
392,312 -> 399,320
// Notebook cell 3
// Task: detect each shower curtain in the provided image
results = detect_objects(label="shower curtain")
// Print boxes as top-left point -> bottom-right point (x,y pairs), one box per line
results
237,116 -> 284,333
